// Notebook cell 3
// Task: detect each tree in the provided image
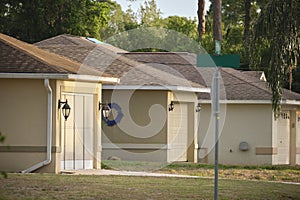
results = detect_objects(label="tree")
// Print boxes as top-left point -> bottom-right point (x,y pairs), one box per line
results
0,0 -> 110,43
250,0 -> 300,116
197,0 -> 206,41
201,0 -> 267,69
243,0 -> 251,41
163,16 -> 198,40
138,0 -> 163,27
99,1 -> 138,39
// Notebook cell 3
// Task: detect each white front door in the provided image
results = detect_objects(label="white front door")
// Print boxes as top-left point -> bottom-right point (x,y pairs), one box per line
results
61,93 -> 94,170
277,111 -> 290,165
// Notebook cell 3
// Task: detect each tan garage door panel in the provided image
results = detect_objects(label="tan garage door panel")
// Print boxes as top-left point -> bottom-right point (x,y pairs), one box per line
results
61,93 -> 94,170
169,103 -> 188,162
277,111 -> 290,165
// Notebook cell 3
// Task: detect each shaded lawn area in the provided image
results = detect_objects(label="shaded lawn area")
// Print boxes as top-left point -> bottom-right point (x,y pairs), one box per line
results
0,173 -> 299,200
157,163 -> 300,183
102,161 -> 300,183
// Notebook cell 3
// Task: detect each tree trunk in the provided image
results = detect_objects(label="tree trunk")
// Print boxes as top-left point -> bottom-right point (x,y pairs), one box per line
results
197,0 -> 206,41
244,0 -> 251,41
213,0 -> 222,41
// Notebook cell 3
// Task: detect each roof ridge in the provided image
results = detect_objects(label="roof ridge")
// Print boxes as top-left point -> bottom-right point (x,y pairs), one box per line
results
61,34 -> 91,46
120,52 -> 189,55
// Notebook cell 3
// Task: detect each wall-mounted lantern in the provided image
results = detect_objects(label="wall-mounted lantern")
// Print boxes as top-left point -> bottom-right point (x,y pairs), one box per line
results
99,102 -> 111,119
58,99 -> 71,121
196,103 -> 201,112
168,101 -> 174,112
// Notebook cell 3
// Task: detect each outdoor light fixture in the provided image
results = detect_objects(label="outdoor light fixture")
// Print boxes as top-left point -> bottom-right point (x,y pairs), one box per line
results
99,102 -> 111,119
58,99 -> 71,121
196,103 -> 201,112
168,101 -> 174,111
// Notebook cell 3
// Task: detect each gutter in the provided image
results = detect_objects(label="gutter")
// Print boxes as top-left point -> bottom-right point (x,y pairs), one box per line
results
0,73 -> 119,84
21,79 -> 52,173
103,85 -> 211,93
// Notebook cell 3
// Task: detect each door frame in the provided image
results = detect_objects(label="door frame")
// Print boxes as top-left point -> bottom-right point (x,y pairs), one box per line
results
60,92 -> 96,171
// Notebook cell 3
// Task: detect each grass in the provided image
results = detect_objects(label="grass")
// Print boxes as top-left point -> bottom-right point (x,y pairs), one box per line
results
103,160 -> 300,183
157,163 -> 300,182
1,163 -> 299,199
0,173 -> 299,200
102,160 -> 168,171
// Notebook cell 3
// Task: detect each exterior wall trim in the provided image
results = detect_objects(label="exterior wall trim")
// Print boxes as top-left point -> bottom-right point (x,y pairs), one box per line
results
0,73 -> 119,83
199,100 -> 272,104
199,99 -> 300,106
256,147 -> 278,155
102,143 -> 171,150
103,85 -> 210,93
0,146 -> 61,153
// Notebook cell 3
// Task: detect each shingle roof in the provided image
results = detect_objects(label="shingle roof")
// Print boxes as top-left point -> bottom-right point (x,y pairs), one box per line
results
35,35 -> 205,88
121,52 -> 300,101
0,33 -> 107,76
241,71 -> 266,81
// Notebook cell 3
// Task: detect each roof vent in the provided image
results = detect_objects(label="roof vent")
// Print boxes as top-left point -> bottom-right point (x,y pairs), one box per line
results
86,37 -> 107,44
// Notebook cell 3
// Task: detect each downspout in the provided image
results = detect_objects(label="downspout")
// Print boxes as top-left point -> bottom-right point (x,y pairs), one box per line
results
21,79 -> 52,173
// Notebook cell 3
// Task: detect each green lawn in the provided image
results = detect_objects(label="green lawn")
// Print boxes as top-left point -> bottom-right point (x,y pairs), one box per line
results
157,163 -> 300,183
102,161 -> 300,183
0,173 -> 299,200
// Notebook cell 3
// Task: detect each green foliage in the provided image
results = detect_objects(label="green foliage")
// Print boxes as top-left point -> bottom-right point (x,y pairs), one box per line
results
0,133 -> 5,143
0,0 -> 110,43
250,0 -> 300,117
139,0 -> 163,27
163,16 -> 198,40
0,132 -> 7,178
99,1 -> 138,39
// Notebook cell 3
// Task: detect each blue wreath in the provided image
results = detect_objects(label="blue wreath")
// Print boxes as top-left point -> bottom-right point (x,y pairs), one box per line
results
102,103 -> 123,126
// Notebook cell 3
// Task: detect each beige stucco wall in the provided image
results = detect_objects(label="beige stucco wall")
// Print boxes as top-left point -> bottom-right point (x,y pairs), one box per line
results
198,103 -> 274,165
102,89 -> 198,163
0,79 -> 102,173
0,79 -> 52,172
102,89 -> 168,161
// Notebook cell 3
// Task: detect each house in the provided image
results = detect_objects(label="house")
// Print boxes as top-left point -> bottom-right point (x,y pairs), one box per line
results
121,52 -> 300,166
35,34 -> 210,164
36,34 -> 300,166
0,34 -> 118,173
197,68 -> 300,166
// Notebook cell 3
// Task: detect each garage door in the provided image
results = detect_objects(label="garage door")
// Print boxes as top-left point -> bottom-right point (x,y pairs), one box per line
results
61,93 -> 94,170
277,111 -> 290,165
168,103 -> 188,162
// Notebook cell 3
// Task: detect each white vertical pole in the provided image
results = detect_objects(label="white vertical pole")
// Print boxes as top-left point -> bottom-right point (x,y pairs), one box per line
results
213,67 -> 220,200
213,0 -> 222,196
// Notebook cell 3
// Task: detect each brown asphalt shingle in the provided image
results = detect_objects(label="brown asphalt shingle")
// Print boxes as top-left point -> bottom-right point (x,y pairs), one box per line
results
0,34 -> 112,77
35,35 -> 204,88
122,52 -> 300,101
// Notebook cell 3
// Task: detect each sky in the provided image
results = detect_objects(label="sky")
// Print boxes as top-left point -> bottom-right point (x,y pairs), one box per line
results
115,0 -> 211,19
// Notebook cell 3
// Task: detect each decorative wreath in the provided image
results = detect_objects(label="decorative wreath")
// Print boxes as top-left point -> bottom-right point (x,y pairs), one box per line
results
102,103 -> 124,126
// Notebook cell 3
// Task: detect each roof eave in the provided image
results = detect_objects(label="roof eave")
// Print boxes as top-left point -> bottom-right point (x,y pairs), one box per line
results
281,99 -> 300,105
0,73 -> 119,83
199,99 -> 300,105
198,99 -> 272,104
103,84 -> 210,93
